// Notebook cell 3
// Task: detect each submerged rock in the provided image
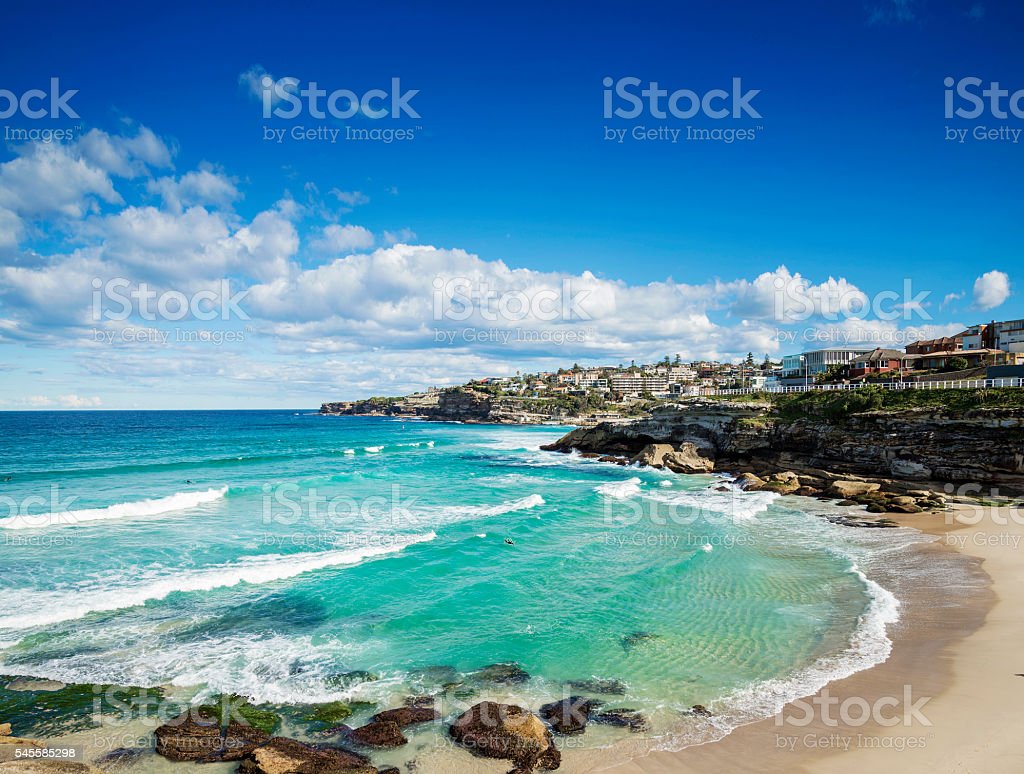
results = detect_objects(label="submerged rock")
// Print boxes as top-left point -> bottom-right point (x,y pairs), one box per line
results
0,763 -> 104,773
591,708 -> 648,732
372,706 -> 439,727
4,678 -> 67,692
566,677 -> 627,695
348,720 -> 407,748
301,700 -> 355,726
538,696 -> 598,735
620,631 -> 660,651
91,747 -> 146,771
324,670 -> 379,690
449,702 -> 560,771
471,662 -> 531,685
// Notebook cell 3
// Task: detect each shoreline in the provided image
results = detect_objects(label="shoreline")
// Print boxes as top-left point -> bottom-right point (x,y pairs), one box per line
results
606,503 -> 1022,773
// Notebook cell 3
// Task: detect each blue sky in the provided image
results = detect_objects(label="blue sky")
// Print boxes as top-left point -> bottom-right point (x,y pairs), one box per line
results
0,0 -> 1021,408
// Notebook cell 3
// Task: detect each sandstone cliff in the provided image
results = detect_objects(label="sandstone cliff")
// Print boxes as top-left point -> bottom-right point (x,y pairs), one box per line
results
542,399 -> 1024,494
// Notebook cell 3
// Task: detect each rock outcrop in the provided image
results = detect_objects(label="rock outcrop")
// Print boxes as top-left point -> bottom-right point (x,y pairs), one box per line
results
543,400 -> 1024,494
154,710 -> 268,763
630,443 -> 713,473
449,702 -> 561,772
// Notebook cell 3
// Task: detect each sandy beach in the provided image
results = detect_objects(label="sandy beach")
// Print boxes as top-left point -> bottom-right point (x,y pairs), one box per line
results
607,502 -> 1024,774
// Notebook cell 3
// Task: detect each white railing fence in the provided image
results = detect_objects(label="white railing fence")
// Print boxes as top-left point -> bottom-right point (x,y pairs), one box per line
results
698,377 -> 1024,397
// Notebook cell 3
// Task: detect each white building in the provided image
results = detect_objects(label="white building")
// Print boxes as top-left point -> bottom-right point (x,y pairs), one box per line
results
780,347 -> 875,379
610,375 -> 669,395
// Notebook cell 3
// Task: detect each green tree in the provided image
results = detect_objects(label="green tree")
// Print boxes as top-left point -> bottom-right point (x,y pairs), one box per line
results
945,356 -> 969,372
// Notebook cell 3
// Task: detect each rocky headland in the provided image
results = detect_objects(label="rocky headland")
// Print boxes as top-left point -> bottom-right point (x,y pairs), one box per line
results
540,392 -> 1024,506
321,387 -> 608,425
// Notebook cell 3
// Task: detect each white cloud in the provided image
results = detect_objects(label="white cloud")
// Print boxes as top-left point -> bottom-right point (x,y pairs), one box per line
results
973,270 -> 1010,310
59,394 -> 102,408
383,228 -> 417,245
311,224 -> 375,254
147,166 -> 240,213
0,142 -> 122,219
78,126 -> 173,176
941,291 -> 964,310
0,127 -> 173,230
330,189 -> 370,208
729,265 -> 868,323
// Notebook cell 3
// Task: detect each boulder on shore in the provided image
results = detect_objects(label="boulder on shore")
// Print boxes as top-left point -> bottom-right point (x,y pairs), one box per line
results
761,472 -> 801,494
449,701 -> 560,771
827,480 -> 881,499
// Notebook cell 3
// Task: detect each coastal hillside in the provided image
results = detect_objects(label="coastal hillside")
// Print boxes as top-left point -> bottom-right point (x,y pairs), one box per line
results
541,389 -> 1024,495
321,386 -> 612,424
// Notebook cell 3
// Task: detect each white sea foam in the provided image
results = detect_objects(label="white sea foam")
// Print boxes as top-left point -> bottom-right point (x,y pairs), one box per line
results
0,532 -> 436,630
0,487 -> 228,531
405,494 -> 546,530
595,477 -> 642,499
364,446 -> 384,453
343,449 -> 356,455
643,488 -> 778,522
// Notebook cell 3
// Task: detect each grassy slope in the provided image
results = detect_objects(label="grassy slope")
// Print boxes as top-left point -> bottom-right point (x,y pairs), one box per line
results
712,387 -> 1024,421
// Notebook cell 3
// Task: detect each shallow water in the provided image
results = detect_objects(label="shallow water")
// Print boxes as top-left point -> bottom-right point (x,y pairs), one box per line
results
0,410 -> 937,762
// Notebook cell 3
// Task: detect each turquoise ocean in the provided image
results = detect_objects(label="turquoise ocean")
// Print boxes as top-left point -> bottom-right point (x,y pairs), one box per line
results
0,410 -> 933,759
